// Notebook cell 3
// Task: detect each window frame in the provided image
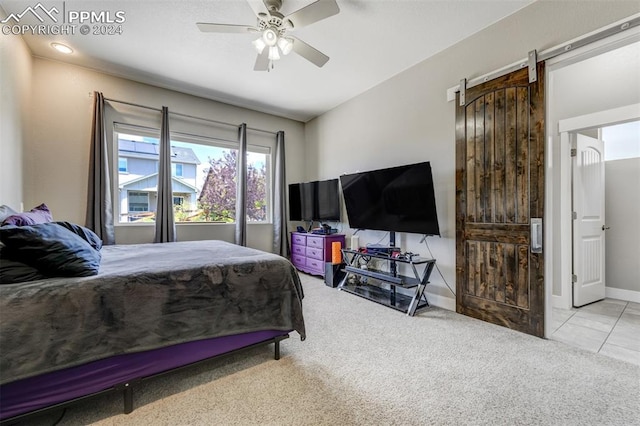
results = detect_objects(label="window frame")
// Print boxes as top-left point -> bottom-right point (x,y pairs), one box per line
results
111,123 -> 274,226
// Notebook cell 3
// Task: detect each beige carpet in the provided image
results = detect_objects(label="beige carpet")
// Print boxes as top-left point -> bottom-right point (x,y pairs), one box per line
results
30,274 -> 640,425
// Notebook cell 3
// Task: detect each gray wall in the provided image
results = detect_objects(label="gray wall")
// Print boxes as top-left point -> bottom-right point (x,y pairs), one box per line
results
24,58 -> 305,251
0,10 -> 31,209
305,1 -> 640,309
605,157 -> 640,292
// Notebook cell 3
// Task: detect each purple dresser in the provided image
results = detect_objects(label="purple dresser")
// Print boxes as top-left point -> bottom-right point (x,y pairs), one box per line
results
290,232 -> 346,277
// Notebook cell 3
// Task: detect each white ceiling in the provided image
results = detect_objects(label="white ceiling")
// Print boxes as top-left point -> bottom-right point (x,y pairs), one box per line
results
1,0 -> 534,122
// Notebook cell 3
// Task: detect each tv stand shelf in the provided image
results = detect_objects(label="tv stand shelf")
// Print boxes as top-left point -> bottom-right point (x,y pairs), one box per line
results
338,249 -> 436,316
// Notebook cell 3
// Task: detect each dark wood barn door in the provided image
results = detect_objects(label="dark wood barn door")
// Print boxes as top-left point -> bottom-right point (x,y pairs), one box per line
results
455,63 -> 545,337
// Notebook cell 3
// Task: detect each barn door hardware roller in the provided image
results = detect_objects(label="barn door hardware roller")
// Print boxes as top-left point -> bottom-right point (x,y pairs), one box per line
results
528,50 -> 537,83
459,78 -> 467,106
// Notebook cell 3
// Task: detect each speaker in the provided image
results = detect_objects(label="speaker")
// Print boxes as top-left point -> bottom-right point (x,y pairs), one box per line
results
324,263 -> 345,288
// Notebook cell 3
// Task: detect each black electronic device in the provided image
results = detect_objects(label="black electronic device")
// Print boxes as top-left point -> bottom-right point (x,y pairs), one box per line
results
339,162 -> 440,236
365,244 -> 394,256
296,226 -> 307,233
310,224 -> 338,235
288,178 -> 340,221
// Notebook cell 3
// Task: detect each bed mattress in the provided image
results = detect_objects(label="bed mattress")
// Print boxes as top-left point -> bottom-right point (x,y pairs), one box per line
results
0,240 -> 305,385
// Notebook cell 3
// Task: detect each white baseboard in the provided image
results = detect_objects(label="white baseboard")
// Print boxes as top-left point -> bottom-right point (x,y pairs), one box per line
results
425,291 -> 456,311
424,288 -> 638,311
605,287 -> 640,303
551,294 -> 572,310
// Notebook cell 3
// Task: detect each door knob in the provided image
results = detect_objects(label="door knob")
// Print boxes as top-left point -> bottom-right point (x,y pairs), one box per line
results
602,225 -> 611,231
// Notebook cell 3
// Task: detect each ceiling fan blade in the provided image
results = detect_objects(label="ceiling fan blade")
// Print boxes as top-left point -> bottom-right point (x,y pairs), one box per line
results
290,36 -> 329,67
284,0 -> 339,30
196,23 -> 258,33
254,49 -> 270,71
246,0 -> 270,18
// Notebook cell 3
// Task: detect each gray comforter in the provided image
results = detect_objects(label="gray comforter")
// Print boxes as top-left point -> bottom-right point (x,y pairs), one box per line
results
0,240 -> 305,385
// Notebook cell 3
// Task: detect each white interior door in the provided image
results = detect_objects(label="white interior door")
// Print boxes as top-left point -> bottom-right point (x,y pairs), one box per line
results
572,133 -> 606,307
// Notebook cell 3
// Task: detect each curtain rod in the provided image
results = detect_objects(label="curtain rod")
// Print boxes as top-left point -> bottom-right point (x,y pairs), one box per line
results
103,97 -> 278,136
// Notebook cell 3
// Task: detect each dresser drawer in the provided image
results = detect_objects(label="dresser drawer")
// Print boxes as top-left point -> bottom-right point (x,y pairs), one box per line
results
306,246 -> 324,260
291,254 -> 306,268
305,257 -> 325,273
291,244 -> 306,256
292,234 -> 306,245
306,236 -> 324,249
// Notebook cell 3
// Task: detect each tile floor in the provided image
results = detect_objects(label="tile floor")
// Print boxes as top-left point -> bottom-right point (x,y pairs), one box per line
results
550,298 -> 640,366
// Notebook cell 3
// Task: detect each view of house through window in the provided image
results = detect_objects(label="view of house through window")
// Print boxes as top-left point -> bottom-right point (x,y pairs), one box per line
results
115,130 -> 270,224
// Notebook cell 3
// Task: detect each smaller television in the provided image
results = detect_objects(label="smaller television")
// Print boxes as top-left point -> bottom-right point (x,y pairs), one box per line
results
339,162 -> 440,236
288,179 -> 340,222
288,183 -> 305,221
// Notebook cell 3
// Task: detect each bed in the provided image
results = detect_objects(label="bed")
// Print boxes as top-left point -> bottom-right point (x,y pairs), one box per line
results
0,239 -> 306,423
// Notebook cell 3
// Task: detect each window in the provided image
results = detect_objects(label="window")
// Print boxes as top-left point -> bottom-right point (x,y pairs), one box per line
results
128,191 -> 149,212
172,163 -> 184,177
118,157 -> 128,173
602,121 -> 640,161
114,126 -> 272,224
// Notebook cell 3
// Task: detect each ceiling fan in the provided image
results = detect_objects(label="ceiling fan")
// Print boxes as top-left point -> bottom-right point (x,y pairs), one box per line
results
197,0 -> 340,71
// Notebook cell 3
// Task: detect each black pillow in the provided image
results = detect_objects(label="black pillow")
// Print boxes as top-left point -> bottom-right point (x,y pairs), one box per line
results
0,254 -> 47,284
54,221 -> 103,251
0,223 -> 101,277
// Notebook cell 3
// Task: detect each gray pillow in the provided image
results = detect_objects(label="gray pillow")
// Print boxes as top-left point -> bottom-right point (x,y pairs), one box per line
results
54,221 -> 103,251
0,205 -> 19,223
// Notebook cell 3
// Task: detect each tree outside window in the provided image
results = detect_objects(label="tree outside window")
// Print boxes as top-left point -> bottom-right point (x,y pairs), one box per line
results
197,150 -> 267,223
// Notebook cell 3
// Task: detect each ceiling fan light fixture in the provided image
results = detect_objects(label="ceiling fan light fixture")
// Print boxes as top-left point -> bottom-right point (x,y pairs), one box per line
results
262,28 -> 278,46
277,37 -> 293,55
268,45 -> 281,61
252,37 -> 266,54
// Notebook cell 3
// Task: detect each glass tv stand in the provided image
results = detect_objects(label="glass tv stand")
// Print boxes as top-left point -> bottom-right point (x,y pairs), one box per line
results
338,249 -> 436,316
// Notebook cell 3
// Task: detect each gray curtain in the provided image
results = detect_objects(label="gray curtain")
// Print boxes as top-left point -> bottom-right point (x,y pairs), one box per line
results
85,91 -> 115,245
235,123 -> 248,246
154,106 -> 176,243
273,131 -> 289,256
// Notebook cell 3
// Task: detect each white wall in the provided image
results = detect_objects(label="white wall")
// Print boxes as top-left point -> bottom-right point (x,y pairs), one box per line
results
0,15 -> 31,209
26,58 -> 306,250
548,38 -> 640,307
306,1 -> 640,310
605,157 -> 640,293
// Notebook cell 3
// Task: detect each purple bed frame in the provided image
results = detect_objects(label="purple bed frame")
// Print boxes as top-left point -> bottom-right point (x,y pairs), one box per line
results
0,329 -> 289,424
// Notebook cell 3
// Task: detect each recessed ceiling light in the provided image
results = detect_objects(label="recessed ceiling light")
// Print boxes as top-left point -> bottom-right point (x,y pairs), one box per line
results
51,43 -> 73,54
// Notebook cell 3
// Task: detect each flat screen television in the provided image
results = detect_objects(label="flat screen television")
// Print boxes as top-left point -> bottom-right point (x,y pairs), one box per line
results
339,162 -> 440,236
288,178 -> 340,221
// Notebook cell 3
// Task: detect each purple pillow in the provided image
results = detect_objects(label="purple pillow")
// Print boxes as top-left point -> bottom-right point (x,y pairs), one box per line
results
1,203 -> 53,226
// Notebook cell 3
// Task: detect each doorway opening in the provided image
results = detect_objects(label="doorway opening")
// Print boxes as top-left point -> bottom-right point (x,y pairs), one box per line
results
545,32 -> 640,338
567,121 -> 640,308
